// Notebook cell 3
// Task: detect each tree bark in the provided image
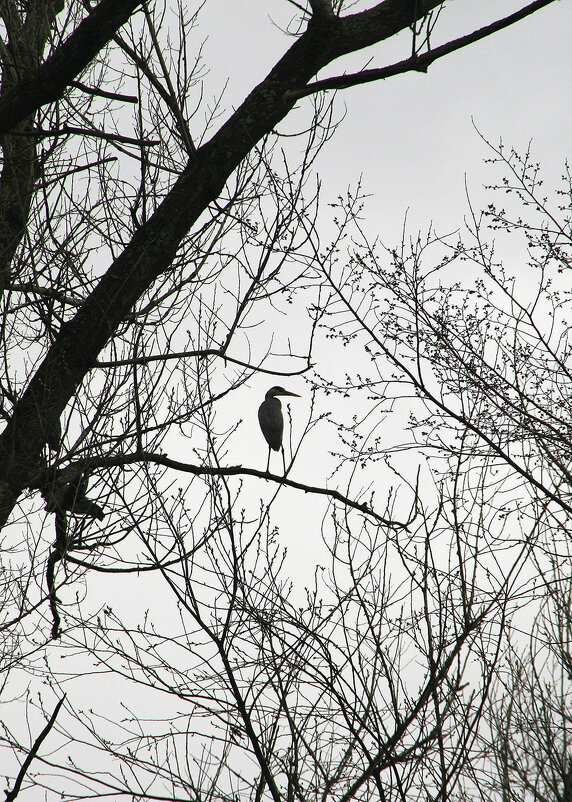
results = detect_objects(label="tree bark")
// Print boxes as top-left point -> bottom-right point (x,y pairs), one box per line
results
0,0 -> 143,137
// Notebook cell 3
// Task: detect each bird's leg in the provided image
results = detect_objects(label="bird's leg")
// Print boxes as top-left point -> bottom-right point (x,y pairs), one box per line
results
266,448 -> 271,474
281,446 -> 286,477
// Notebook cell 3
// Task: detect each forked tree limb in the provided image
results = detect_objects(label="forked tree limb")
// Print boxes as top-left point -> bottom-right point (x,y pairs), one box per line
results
285,0 -> 558,100
0,0 -> 143,136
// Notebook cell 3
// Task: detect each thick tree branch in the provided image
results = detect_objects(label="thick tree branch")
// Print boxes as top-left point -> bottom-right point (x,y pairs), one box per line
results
0,0 -> 143,137
285,0 -> 559,100
0,0 -> 66,291
0,0 -> 445,529
308,0 -> 335,19
30,451 -> 413,530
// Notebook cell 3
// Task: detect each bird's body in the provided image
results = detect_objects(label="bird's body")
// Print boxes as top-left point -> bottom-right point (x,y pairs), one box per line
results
258,394 -> 284,453
258,386 -> 300,474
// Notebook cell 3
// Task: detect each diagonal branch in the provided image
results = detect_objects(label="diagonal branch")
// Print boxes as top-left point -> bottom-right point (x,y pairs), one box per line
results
0,0 -> 143,136
285,0 -> 558,100
5,696 -> 66,802
0,0 -> 444,530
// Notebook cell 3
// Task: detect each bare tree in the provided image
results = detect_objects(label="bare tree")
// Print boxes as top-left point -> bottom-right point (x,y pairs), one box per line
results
0,1 -> 565,800
472,544 -> 572,802
312,142 -> 572,799
0,1 -> 560,524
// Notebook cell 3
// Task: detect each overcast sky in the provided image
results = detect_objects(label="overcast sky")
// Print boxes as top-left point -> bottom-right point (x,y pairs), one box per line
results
157,0 -> 569,581
4,4 -> 571,796
200,1 -> 571,237
195,1 -> 571,443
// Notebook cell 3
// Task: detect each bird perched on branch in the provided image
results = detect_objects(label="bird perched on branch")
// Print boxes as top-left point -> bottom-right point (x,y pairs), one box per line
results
258,386 -> 300,474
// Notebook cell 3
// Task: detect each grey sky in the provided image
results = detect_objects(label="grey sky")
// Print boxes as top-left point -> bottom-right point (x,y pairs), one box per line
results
201,1 -> 570,235
3,3 -> 570,796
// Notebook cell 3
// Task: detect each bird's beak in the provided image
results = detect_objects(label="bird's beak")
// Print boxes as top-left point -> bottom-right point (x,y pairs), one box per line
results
280,391 -> 300,397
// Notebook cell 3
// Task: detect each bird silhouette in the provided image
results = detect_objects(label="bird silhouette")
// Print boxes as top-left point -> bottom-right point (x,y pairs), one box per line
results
258,386 -> 300,474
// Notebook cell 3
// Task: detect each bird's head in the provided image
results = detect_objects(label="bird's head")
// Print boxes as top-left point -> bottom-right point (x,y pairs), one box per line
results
266,386 -> 301,399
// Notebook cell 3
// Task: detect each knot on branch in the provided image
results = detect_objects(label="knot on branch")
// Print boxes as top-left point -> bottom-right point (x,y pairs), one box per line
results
41,471 -> 104,639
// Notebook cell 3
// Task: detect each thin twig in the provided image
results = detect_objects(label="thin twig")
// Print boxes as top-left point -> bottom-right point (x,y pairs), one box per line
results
5,696 -> 66,802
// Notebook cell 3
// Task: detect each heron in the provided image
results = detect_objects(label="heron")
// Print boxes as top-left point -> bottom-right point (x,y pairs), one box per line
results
258,386 -> 300,474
